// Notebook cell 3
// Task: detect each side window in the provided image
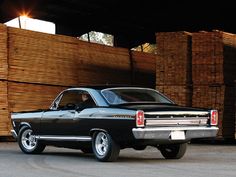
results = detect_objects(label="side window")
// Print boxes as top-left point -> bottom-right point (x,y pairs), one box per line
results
57,90 -> 96,110
58,91 -> 82,110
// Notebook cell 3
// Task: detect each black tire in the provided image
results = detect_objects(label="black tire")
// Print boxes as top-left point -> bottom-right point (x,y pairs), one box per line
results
92,131 -> 120,162
159,143 -> 187,159
18,126 -> 46,154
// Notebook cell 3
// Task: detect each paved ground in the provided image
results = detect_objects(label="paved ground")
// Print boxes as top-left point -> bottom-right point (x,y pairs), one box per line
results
0,142 -> 235,177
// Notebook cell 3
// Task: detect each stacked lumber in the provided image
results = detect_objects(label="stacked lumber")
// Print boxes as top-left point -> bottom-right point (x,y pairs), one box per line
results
0,81 -> 9,135
157,85 -> 192,106
8,82 -> 67,112
156,31 -> 192,106
156,31 -> 192,85
130,51 -> 156,88
0,24 -> 8,80
192,31 -> 236,139
192,31 -> 236,85
192,85 -> 235,138
8,27 -> 131,86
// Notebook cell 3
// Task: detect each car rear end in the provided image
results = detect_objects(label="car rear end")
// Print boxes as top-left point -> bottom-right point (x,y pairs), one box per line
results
132,109 -> 219,143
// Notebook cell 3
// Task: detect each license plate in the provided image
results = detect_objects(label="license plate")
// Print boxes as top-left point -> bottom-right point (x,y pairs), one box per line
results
171,131 -> 185,140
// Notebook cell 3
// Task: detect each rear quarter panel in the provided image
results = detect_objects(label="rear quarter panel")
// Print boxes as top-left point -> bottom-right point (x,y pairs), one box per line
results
76,108 -> 137,142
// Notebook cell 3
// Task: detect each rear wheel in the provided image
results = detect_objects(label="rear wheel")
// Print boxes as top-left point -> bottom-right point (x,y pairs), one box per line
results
18,126 -> 45,154
159,143 -> 187,159
92,131 -> 120,162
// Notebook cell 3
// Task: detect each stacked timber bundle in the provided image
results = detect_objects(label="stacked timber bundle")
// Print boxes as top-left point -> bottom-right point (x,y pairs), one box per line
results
0,24 -> 8,80
192,31 -> 236,85
8,82 -> 67,112
8,27 -> 131,86
157,85 -> 192,106
192,85 -> 235,138
130,51 -> 156,88
192,31 -> 236,139
156,31 -> 192,106
0,81 -> 9,135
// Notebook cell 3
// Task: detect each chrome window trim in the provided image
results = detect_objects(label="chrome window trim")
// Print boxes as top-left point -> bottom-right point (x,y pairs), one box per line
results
101,87 -> 174,105
50,89 -> 99,110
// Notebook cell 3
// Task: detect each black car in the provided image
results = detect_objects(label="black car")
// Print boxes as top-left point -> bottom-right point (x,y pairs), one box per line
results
11,86 -> 219,162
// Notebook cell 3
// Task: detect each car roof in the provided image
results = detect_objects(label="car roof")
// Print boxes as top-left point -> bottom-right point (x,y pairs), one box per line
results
69,84 -> 151,90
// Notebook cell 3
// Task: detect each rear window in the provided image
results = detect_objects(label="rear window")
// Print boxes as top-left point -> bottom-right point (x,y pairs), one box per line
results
101,88 -> 173,105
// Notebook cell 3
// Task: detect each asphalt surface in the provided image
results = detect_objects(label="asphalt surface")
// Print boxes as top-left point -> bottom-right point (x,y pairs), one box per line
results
0,142 -> 235,177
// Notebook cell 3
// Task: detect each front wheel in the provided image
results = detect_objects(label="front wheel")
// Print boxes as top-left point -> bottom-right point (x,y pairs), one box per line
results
159,143 -> 187,159
18,126 -> 45,154
92,131 -> 120,162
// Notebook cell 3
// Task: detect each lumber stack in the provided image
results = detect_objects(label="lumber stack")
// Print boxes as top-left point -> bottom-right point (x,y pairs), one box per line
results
8,82 -> 67,112
156,31 -> 192,106
0,81 -> 9,135
0,24 -> 8,80
192,85 -> 235,138
8,27 -> 131,86
0,25 -> 9,135
157,85 -> 192,106
192,31 -> 236,85
130,51 -> 156,88
192,31 -> 236,139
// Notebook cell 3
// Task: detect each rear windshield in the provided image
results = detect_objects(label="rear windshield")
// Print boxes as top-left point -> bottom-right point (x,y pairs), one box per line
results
101,88 -> 173,105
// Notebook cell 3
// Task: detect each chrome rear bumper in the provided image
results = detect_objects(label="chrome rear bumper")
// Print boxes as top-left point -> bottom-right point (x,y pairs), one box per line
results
132,126 -> 219,140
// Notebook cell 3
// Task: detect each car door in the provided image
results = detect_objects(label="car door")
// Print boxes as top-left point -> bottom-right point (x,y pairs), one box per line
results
40,90 -> 81,136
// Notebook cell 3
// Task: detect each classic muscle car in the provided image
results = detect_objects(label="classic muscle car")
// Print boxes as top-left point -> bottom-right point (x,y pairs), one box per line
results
11,86 -> 219,162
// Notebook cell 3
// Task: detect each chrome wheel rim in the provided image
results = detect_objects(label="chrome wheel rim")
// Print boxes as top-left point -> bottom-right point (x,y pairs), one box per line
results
95,132 -> 108,156
21,129 -> 37,150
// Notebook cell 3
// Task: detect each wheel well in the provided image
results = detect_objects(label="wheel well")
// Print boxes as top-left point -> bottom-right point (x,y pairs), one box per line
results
19,122 -> 31,132
90,128 -> 107,137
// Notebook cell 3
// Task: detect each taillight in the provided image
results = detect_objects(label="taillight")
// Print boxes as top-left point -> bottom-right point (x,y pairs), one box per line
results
136,110 -> 145,127
210,110 -> 218,126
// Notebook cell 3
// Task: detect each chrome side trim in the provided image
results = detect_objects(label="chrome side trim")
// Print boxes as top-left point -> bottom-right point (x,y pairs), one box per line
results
132,126 -> 219,140
11,130 -> 18,139
145,111 -> 209,116
35,135 -> 92,142
146,118 -> 208,126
